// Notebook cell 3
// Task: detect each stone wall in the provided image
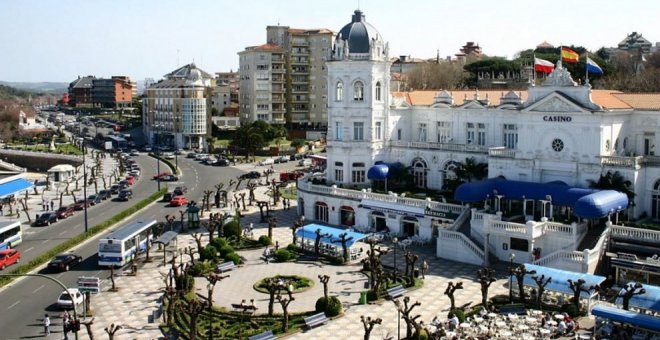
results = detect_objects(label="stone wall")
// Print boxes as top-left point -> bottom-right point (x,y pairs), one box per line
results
0,150 -> 83,172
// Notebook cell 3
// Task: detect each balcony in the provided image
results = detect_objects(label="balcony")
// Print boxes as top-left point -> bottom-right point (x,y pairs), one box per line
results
390,140 -> 489,154
489,147 -> 516,158
599,156 -> 644,169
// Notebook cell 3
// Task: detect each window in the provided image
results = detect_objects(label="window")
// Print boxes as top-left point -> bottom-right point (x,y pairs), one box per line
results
353,81 -> 364,101
375,82 -> 382,101
551,138 -> 564,152
412,159 -> 427,188
353,122 -> 364,140
397,129 -> 402,140
503,124 -> 518,149
314,202 -> 329,222
467,122 -> 485,145
352,162 -> 365,183
466,123 -> 475,144
340,206 -> 355,226
335,164 -> 343,182
477,123 -> 486,145
437,121 -> 452,143
335,82 -> 343,101
418,123 -> 427,142
374,122 -> 382,140
335,122 -> 343,140
510,237 -> 529,252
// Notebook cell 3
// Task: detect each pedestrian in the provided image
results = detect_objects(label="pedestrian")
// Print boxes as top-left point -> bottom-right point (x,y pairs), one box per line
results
50,200 -> 54,211
43,314 -> 50,335
42,199 -> 46,211
275,241 -> 279,251
62,313 -> 70,340
421,259 -> 429,279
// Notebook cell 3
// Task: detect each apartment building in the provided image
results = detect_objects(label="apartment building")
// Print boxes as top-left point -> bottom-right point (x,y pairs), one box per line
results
91,76 -> 134,108
215,71 -> 239,103
239,26 -> 334,127
143,63 -> 214,151
67,76 -> 95,108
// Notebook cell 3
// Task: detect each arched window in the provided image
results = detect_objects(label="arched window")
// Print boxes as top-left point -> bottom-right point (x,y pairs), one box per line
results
353,81 -> 364,101
314,202 -> 329,222
340,206 -> 355,226
412,159 -> 428,188
375,82 -> 382,101
336,82 -> 343,101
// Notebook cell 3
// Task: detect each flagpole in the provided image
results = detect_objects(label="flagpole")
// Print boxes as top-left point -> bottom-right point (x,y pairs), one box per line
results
585,52 -> 590,86
533,53 -> 537,85
558,43 -> 563,69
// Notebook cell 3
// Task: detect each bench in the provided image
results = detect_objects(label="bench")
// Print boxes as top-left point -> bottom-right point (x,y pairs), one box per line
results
304,312 -> 329,329
216,261 -> 236,273
231,304 -> 257,313
248,330 -> 276,340
498,304 -> 526,316
387,285 -> 407,300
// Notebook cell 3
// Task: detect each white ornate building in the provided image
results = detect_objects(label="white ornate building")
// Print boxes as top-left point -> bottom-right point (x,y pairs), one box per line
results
297,10 -> 660,270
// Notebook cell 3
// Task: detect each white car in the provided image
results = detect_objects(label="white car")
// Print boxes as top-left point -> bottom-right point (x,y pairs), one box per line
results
259,158 -> 275,166
163,152 -> 175,160
56,288 -> 85,309
298,158 -> 312,167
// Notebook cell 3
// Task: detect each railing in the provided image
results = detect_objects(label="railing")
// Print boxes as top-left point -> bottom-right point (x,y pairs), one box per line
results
450,207 -> 471,231
439,229 -> 484,260
488,147 -> 516,158
599,156 -> 643,169
389,140 -> 489,154
0,158 -> 25,172
533,249 -> 584,267
610,224 -> 660,242
543,221 -> 574,235
490,220 -> 527,235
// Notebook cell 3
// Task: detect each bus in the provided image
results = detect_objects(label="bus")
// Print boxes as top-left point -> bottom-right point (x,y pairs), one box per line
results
0,221 -> 22,251
98,219 -> 157,267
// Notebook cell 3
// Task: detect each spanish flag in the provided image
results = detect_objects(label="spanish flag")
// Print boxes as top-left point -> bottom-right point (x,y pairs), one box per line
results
561,47 -> 579,64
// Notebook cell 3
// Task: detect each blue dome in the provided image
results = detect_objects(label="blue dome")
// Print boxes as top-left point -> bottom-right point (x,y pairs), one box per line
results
337,10 -> 381,54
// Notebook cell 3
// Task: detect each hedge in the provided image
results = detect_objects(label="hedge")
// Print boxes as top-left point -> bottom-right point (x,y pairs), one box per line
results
147,153 -> 181,175
0,187 -> 168,288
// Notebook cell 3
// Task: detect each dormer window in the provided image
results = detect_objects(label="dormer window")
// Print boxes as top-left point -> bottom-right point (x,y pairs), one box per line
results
336,81 -> 343,101
353,81 -> 364,101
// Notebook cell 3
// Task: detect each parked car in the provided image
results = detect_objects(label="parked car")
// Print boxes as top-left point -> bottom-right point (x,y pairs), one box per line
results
56,288 -> 85,309
194,153 -> 209,161
35,212 -> 58,226
205,158 -> 218,165
298,158 -> 312,167
55,205 -> 75,219
174,149 -> 183,155
48,253 -> 83,272
173,186 -> 187,196
118,180 -> 129,188
290,153 -> 305,161
87,194 -> 102,206
129,149 -> 140,156
170,195 -> 188,207
162,192 -> 175,202
240,171 -> 261,180
117,189 -> 133,201
161,174 -> 179,182
144,146 -> 152,152
186,152 -> 196,158
280,171 -> 305,182
153,172 -> 171,180
71,200 -> 91,211
125,176 -> 136,185
110,184 -> 121,195
214,159 -> 230,167
0,249 -> 20,270
129,169 -> 141,177
163,152 -> 175,160
259,158 -> 275,166
98,190 -> 112,200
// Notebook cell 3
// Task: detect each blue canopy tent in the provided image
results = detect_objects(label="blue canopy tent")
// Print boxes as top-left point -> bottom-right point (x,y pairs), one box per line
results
0,178 -> 34,199
516,264 -> 606,299
615,282 -> 660,313
455,178 -> 628,218
592,304 -> 660,333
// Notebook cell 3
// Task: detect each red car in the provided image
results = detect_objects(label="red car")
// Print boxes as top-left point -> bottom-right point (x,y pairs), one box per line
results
169,196 -> 188,207
152,172 -> 171,180
55,205 -> 75,219
125,176 -> 136,185
0,249 -> 20,270
71,200 -> 91,211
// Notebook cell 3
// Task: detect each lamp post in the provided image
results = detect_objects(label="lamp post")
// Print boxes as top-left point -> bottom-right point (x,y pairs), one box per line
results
154,124 -> 163,190
300,216 -> 306,251
207,282 -> 214,340
394,298 -> 402,340
509,253 -> 516,304
392,237 -> 399,277
76,124 -> 89,234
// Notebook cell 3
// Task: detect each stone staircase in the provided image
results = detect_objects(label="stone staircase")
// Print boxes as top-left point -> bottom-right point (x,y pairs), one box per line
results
456,216 -> 501,267
577,224 -> 606,251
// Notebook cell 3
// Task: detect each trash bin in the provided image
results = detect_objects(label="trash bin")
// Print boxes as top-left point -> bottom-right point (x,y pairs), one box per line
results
414,268 -> 420,278
359,292 -> 368,305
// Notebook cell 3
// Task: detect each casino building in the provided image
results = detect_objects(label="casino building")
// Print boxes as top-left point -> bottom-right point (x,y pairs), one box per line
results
297,10 -> 660,272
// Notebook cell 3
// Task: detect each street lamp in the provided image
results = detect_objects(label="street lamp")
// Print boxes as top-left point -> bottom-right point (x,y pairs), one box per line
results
76,130 -> 89,234
393,298 -> 402,340
509,253 -> 516,304
207,282 -> 214,340
300,216 -> 306,251
392,237 -> 399,277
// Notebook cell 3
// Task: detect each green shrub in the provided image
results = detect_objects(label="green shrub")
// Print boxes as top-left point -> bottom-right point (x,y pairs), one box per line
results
258,235 -> 272,246
176,274 -> 195,292
188,261 -> 214,277
218,245 -> 235,258
560,303 -> 579,318
315,296 -> 343,317
366,289 -> 380,302
286,243 -> 300,252
199,245 -> 218,261
274,249 -> 292,262
325,255 -> 345,265
224,252 -> 241,265
224,220 -> 242,238
211,237 -> 228,250
448,309 -> 465,323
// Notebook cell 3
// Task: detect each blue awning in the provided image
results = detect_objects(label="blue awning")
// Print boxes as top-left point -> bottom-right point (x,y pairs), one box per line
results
367,164 -> 389,180
0,178 -> 33,198
516,264 -> 606,298
295,224 -> 369,248
615,282 -> 660,313
455,178 -> 628,218
592,304 -> 660,332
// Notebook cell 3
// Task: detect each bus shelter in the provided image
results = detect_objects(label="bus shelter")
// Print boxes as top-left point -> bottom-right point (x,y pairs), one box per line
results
153,231 -> 178,265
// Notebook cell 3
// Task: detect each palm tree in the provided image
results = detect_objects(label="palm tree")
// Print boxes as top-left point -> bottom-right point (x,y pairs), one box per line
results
455,157 -> 488,183
588,170 -> 635,200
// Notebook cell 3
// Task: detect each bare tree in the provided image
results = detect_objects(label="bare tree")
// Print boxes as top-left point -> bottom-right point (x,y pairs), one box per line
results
276,285 -> 295,332
567,279 -> 595,311
332,232 -> 354,263
18,198 -> 31,223
109,265 -> 118,292
267,217 -> 277,239
314,228 -> 331,256
177,299 -> 208,340
318,274 -> 330,299
246,180 -> 257,205
361,315 -> 383,340
476,268 -> 496,309
104,323 -> 123,340
511,264 -> 536,303
444,281 -> 463,311
192,233 -> 204,257
80,317 -> 95,340
619,282 -> 646,311
531,274 -> 552,308
203,190 -> 213,211
394,296 -> 423,339
404,251 -> 419,281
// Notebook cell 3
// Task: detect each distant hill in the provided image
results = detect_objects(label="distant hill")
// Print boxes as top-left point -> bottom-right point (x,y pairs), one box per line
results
0,84 -> 34,99
0,81 -> 68,94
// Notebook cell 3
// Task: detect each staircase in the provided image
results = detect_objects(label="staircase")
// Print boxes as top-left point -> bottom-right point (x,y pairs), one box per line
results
577,224 -> 606,251
457,217 -> 500,266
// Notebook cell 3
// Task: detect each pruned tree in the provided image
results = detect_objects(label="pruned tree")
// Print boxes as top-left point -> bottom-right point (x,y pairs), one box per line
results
177,299 -> 208,340
394,296 -> 423,339
104,323 -> 123,340
531,274 -> 552,308
267,217 -> 277,239
203,190 -> 214,212
476,267 -> 496,308
362,238 -> 389,292
178,210 -> 186,231
80,317 -> 95,340
314,228 -> 331,256
109,265 -> 118,292
619,282 -> 646,311
318,274 -> 330,299
202,213 -> 221,244
276,285 -> 295,332
444,281 -> 463,310
267,278 -> 278,316
567,278 -> 595,311
404,251 -> 419,281
332,232 -> 354,263
246,180 -> 257,205
192,233 -> 204,256
164,214 -> 176,234
511,264 -> 536,303
183,246 -> 197,266
18,198 -> 31,223
361,315 -> 383,340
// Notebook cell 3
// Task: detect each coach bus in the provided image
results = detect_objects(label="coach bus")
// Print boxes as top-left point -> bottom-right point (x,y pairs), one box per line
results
98,219 -> 156,267
0,221 -> 22,251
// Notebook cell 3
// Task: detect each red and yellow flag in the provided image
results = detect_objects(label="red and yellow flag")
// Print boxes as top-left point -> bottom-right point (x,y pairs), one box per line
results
561,47 -> 579,64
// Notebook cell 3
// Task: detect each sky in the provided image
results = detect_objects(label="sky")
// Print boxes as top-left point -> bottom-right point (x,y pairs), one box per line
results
1,0 -> 659,83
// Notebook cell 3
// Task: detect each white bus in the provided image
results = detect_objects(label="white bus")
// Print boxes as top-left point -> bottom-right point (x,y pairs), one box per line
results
98,219 -> 157,267
0,221 -> 21,251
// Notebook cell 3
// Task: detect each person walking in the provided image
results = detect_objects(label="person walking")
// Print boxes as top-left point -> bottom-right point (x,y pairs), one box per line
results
50,200 -> 54,211
421,259 -> 429,279
43,314 -> 50,335
62,313 -> 70,340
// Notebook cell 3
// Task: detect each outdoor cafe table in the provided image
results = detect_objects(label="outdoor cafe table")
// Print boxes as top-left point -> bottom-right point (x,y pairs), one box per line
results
495,321 -> 507,328
460,322 -> 471,329
501,331 -> 513,337
547,320 -> 557,327
473,317 -> 484,323
554,314 -> 565,320
518,324 -> 530,331
488,312 -> 498,318
525,317 -> 537,324
540,328 -> 552,338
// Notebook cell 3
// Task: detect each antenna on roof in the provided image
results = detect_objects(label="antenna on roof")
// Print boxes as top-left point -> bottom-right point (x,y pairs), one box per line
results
277,18 -> 280,25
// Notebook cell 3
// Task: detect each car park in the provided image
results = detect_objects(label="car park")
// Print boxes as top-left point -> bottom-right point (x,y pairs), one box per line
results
48,253 -> 83,272
117,189 -> 133,201
56,288 -> 85,309
239,171 -> 261,180
35,212 -> 58,226
55,205 -> 75,219
0,249 -> 20,270
170,195 -> 188,207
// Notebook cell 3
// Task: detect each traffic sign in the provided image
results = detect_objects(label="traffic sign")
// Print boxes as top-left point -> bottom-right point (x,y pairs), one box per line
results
78,276 -> 100,294
78,287 -> 99,294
